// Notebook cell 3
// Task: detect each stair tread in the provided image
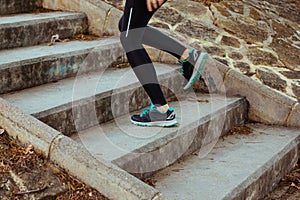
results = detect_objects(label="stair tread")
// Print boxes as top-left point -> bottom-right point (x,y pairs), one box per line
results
0,11 -> 85,26
71,95 -> 244,162
152,123 -> 300,200
0,37 -> 118,68
0,63 -> 180,115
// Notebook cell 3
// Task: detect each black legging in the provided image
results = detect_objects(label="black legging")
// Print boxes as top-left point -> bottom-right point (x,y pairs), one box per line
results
119,0 -> 186,106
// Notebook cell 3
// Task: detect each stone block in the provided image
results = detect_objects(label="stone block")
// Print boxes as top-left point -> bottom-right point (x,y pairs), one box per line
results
224,69 -> 297,125
201,58 -> 228,94
159,51 -> 178,64
0,98 -> 60,157
43,0 -> 111,36
145,46 -> 161,62
287,103 -> 300,128
49,135 -> 162,200
112,97 -> 247,179
0,12 -> 88,49
0,0 -> 42,15
29,64 -> 180,136
0,38 -> 124,94
104,7 -> 122,36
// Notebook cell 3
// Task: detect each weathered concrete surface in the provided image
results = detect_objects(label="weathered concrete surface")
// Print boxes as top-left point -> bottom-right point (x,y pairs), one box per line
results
224,68 -> 298,126
0,37 -> 125,94
50,135 -> 163,200
0,64 -> 182,135
0,98 -> 61,158
71,95 -> 247,179
0,0 -> 42,15
43,0 -> 122,36
0,98 -> 163,200
0,12 -> 88,49
152,123 -> 300,200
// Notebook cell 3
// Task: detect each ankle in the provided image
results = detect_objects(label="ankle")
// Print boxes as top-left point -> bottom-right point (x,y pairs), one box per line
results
157,104 -> 169,113
180,49 -> 189,61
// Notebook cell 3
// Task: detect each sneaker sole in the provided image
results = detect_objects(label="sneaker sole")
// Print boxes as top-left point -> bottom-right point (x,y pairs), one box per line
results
183,52 -> 208,90
130,119 -> 178,127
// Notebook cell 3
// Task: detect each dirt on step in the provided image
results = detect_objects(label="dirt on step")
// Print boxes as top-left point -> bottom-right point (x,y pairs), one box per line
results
0,128 -> 108,200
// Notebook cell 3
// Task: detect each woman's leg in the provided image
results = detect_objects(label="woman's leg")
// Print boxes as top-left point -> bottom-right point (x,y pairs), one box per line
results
119,0 -> 168,107
142,26 -> 186,60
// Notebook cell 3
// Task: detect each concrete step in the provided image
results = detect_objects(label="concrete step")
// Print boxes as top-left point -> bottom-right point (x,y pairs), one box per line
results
151,123 -> 300,200
0,37 -> 124,94
71,94 -> 247,179
0,11 -> 88,49
0,0 -> 42,15
0,64 -> 186,135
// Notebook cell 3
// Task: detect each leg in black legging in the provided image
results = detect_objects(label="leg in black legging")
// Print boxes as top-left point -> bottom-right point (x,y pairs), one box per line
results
142,26 -> 186,60
119,0 -> 187,106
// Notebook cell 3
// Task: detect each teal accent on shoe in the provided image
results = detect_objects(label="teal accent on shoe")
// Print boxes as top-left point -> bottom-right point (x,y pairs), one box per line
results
188,48 -> 195,54
168,107 -> 174,112
183,52 -> 208,90
178,48 -> 195,76
178,59 -> 187,76
140,103 -> 155,117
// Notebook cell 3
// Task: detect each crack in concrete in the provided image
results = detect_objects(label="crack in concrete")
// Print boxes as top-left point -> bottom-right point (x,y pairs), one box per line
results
48,133 -> 64,161
285,102 -> 299,126
103,7 -> 112,34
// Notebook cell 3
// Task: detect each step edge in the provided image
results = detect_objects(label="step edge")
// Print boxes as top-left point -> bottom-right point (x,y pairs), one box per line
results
223,129 -> 300,200
0,38 -> 120,70
111,97 -> 247,175
33,65 -> 181,119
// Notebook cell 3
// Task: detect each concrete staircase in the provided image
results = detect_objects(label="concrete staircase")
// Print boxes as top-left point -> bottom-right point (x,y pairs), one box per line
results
0,1 -> 299,200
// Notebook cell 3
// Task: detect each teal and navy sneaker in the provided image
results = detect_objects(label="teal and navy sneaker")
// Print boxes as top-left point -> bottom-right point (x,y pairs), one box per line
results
130,103 -> 178,127
179,48 -> 209,90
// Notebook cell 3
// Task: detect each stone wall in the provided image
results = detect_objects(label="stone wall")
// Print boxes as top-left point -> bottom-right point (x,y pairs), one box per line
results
147,0 -> 300,102
103,0 -> 300,100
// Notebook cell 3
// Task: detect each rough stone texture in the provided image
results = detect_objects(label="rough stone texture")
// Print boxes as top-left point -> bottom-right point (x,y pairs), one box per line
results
104,0 -> 300,104
256,68 -> 287,92
234,62 -> 251,75
0,166 -> 68,200
224,69 -> 297,126
154,7 -> 184,27
221,35 -> 240,48
164,0 -> 300,99
71,95 -> 246,179
1,64 -> 182,136
50,135 -> 162,200
280,70 -> 300,79
43,0 -> 122,36
216,18 -> 269,44
271,37 -> 300,70
152,123 -> 300,200
204,46 -> 226,57
45,73 -> 179,134
0,98 -> 61,158
247,48 -> 278,66
0,0 -> 42,15
104,7 -> 122,36
0,38 -> 125,94
0,12 -> 88,50
292,83 -> 300,101
113,97 -> 247,179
